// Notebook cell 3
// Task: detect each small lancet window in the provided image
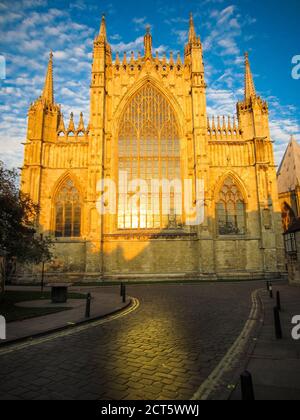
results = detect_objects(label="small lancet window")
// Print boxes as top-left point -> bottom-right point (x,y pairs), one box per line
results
55,179 -> 81,238
216,177 -> 246,235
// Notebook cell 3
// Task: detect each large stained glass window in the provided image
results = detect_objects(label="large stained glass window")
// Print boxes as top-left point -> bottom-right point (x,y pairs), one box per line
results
118,83 -> 181,229
55,179 -> 81,238
216,177 -> 246,235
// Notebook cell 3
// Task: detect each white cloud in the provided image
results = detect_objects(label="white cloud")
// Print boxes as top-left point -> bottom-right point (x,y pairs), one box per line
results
172,30 -> 188,45
207,87 -> 239,116
203,6 -> 242,56
111,36 -> 144,54
132,17 -> 147,29
164,16 -> 189,26
217,38 -> 239,56
0,3 -> 95,167
20,39 -> 45,52
54,51 -> 70,60
110,35 -> 167,56
110,34 -> 122,41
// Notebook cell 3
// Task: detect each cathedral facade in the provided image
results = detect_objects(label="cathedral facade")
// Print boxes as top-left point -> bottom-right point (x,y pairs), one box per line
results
20,15 -> 285,282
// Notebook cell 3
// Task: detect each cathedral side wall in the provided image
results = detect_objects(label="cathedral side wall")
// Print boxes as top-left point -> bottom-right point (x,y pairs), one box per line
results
102,238 -> 199,278
48,241 -> 86,273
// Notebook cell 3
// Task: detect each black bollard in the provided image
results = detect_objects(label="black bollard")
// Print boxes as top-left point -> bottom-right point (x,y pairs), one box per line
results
276,291 -> 281,312
120,283 -> 124,297
269,283 -> 273,299
266,281 -> 270,292
240,371 -> 255,401
273,307 -> 282,339
122,284 -> 126,303
85,293 -> 91,318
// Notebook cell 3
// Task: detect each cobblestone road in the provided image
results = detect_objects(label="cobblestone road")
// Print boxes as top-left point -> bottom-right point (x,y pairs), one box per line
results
0,282 -> 263,400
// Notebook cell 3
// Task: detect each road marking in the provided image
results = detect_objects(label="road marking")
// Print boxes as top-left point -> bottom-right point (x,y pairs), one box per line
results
0,298 -> 140,356
191,289 -> 262,400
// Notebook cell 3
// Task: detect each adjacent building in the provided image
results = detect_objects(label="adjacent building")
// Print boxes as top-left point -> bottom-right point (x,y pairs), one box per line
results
277,136 -> 300,231
278,136 -> 300,285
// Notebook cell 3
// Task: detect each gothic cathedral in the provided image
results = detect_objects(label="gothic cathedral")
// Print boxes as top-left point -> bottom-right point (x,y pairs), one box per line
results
20,15 -> 285,282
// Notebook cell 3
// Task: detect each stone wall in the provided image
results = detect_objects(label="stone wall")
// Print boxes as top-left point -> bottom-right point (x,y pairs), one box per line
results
103,237 -> 199,278
287,232 -> 300,286
0,256 -> 5,299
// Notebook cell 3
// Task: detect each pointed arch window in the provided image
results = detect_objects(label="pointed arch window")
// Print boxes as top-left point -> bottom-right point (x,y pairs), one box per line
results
55,179 -> 81,238
118,83 -> 181,230
216,177 -> 246,235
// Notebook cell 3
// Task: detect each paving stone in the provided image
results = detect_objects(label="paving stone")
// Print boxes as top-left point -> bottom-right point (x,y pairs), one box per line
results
0,283 -> 264,400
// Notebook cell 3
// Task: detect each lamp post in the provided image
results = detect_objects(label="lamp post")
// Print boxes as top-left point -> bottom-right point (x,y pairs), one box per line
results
40,234 -> 45,294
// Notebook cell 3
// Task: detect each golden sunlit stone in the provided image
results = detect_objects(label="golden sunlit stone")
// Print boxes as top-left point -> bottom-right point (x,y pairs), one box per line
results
19,15 -> 285,282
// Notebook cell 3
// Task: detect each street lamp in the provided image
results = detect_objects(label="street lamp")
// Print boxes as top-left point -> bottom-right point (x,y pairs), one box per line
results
40,234 -> 45,294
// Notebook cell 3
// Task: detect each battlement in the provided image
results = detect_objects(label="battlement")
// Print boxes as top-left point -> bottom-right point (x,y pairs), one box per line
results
57,112 -> 90,141
207,116 -> 243,141
111,51 -> 184,74
29,97 -> 60,113
237,96 -> 269,114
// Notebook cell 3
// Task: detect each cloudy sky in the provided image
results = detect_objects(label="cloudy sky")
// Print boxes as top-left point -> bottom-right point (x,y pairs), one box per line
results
0,0 -> 299,168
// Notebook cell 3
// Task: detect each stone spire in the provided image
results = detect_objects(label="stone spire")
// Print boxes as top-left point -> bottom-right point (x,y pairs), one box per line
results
77,112 -> 85,132
184,13 -> 202,62
96,14 -> 107,43
169,52 -> 174,66
67,112 -> 75,133
244,52 -> 256,100
144,25 -> 152,59
188,13 -> 197,44
42,51 -> 54,104
176,52 -> 182,66
57,113 -> 66,133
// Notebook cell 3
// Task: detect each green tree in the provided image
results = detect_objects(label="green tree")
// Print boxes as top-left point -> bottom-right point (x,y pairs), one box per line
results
0,161 -> 52,294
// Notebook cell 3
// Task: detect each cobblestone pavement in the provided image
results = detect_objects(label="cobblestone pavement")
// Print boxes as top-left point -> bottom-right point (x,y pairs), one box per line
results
0,282 -> 265,400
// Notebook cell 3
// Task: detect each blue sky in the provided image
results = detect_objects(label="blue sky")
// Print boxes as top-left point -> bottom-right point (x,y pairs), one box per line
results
0,0 -> 299,167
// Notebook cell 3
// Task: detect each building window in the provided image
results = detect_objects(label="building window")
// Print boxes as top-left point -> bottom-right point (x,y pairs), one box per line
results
284,233 -> 297,254
55,179 -> 81,238
216,177 -> 246,235
118,83 -> 181,230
